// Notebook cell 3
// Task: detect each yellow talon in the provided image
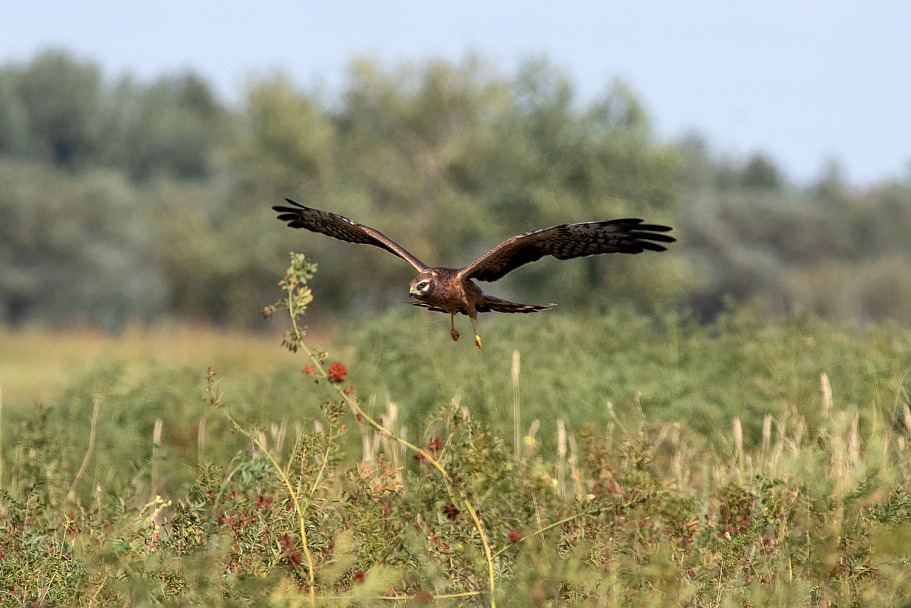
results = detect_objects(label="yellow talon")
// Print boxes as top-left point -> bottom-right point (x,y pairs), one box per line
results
474,334 -> 482,349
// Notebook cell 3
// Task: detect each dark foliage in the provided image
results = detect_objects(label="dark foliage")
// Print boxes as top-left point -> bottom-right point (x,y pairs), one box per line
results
1,49 -> 910,329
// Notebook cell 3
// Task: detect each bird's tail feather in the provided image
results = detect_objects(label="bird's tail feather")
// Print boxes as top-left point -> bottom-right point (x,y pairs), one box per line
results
478,294 -> 554,314
408,296 -> 554,314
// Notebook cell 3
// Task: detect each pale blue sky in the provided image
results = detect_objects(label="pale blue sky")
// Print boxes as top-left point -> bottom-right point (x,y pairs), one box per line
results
3,1 -> 910,185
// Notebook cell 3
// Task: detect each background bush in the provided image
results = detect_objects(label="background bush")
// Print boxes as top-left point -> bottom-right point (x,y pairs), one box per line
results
2,46 -> 911,606
1,307 -> 911,605
2,49 -> 910,330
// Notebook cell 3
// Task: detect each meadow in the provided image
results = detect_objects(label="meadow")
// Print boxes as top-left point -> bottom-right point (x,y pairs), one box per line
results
1,256 -> 911,606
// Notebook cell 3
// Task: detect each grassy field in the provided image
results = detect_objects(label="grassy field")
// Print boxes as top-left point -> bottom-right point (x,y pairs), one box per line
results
1,260 -> 911,606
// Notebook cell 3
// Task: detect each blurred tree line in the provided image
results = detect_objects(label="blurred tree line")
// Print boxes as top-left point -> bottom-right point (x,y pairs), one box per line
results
1,49 -> 909,330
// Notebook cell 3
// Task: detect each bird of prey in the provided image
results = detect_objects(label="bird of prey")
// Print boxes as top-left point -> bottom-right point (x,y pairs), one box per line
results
274,199 -> 675,349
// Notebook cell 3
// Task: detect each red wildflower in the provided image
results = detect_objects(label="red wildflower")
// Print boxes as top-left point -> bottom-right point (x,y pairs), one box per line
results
343,384 -> 355,396
302,365 -> 316,376
256,494 -> 274,509
327,361 -> 348,383
443,503 -> 460,521
427,436 -> 441,454
352,570 -> 366,585
508,529 -> 522,543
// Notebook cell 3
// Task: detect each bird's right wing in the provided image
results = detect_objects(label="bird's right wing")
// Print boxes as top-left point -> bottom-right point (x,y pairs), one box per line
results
274,199 -> 428,272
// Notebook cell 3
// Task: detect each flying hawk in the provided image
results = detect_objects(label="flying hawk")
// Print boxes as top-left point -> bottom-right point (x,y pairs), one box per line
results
274,199 -> 674,348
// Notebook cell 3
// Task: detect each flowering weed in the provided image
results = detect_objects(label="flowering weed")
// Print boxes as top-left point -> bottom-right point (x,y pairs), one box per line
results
0,255 -> 910,605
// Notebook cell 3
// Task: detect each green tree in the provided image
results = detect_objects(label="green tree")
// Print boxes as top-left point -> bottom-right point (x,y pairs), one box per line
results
0,68 -> 30,157
0,162 -> 167,328
4,48 -> 911,329
229,74 -> 336,200
11,49 -> 105,167
112,72 -> 232,181
740,152 -> 782,190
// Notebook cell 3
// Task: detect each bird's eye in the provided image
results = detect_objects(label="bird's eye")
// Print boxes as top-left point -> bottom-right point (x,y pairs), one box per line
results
417,280 -> 430,291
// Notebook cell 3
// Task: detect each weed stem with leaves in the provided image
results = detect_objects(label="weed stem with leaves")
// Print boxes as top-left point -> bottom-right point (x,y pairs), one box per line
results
207,368 -> 317,608
270,253 -> 498,607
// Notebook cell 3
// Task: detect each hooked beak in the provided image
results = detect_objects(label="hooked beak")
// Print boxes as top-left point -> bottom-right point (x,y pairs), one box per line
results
408,286 -> 417,298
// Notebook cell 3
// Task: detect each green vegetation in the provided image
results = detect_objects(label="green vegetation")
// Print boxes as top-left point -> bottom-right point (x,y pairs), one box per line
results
2,47 -> 911,605
2,49 -> 911,331
1,257 -> 910,606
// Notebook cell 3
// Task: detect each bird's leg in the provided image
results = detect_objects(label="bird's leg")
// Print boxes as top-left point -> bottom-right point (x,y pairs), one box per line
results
450,313 -> 460,342
469,314 -> 482,349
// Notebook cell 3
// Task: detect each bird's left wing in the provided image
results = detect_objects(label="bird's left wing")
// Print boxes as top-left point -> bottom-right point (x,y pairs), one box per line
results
458,219 -> 675,282
274,199 -> 428,272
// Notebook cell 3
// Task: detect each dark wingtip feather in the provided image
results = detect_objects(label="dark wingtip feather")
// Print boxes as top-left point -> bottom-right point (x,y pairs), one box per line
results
634,232 -> 676,243
636,223 -> 674,232
632,221 -> 676,253
639,242 -> 669,252
274,199 -> 311,224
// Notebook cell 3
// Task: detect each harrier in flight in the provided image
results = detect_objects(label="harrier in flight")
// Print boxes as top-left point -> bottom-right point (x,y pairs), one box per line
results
274,199 -> 674,349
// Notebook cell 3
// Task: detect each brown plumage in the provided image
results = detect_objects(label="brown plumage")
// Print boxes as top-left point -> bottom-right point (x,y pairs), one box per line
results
274,199 -> 675,348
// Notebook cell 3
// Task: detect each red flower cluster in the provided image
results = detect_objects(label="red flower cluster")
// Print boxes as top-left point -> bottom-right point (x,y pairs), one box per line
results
508,529 -> 522,543
427,436 -> 441,454
278,533 -> 303,569
327,361 -> 348,384
443,503 -> 460,521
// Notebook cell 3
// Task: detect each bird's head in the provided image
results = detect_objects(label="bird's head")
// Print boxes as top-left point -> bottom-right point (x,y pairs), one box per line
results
409,271 -> 435,300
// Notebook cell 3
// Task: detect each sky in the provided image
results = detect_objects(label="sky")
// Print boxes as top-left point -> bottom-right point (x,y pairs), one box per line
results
3,1 -> 910,186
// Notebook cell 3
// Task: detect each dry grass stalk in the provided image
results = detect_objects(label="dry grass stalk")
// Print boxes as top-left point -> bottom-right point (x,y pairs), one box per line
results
557,419 -> 567,499
66,394 -> 101,504
150,416 -> 164,497
848,411 -> 860,470
197,417 -> 206,464
821,372 -> 833,420
568,434 -> 583,497
670,422 -> 688,488
761,415 -> 772,461
732,417 -> 744,481
272,420 -> 287,454
512,350 -> 521,463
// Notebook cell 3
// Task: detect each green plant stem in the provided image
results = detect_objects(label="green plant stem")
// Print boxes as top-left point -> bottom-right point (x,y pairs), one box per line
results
220,411 -> 317,608
281,256 -> 497,605
492,509 -> 595,558
303,425 -> 339,509
298,339 -> 499,607
65,394 -> 100,504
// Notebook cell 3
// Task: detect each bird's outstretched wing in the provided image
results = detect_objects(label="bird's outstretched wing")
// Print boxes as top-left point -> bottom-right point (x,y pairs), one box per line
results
458,219 -> 675,282
273,199 -> 428,272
